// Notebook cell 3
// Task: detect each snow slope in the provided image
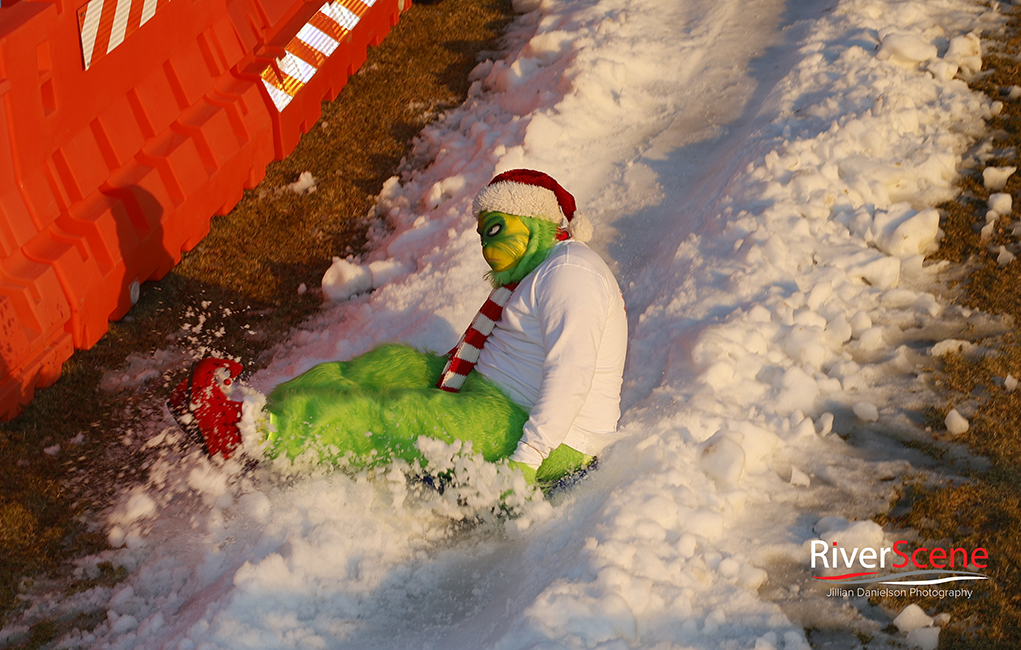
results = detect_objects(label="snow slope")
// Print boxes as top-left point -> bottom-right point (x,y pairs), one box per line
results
2,0 -> 1012,648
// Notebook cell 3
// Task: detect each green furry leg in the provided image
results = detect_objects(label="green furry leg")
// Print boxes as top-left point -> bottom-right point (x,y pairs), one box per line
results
265,344 -> 523,468
263,343 -> 590,484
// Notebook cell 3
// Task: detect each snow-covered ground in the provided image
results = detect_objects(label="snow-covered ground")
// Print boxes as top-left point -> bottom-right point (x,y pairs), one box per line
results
3,0 -> 1014,648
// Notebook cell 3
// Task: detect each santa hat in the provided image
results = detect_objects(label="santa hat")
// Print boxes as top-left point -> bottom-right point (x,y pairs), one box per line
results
472,169 -> 593,242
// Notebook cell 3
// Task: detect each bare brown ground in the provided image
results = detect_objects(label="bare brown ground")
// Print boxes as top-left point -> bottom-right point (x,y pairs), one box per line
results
0,0 -> 512,643
872,5 -> 1021,647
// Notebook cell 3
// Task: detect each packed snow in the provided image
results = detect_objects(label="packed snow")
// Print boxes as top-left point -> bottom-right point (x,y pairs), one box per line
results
3,0 -> 1015,648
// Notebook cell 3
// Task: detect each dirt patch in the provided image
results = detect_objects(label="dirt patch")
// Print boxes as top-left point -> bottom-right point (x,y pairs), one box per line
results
874,6 -> 1021,646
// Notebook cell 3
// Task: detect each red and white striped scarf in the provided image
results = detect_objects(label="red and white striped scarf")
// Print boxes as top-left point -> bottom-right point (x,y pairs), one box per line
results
436,282 -> 519,392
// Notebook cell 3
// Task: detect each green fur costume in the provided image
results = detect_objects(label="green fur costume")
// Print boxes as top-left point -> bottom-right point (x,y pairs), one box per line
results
260,214 -> 587,484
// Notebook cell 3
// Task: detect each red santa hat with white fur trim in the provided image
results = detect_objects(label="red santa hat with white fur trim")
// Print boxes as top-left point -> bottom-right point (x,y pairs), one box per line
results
473,169 -> 594,242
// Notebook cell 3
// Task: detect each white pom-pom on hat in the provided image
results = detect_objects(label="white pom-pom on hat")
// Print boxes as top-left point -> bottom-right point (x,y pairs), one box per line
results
473,169 -> 593,242
567,211 -> 593,242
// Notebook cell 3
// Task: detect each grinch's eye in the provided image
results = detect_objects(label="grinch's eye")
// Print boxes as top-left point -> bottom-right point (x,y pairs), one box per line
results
486,223 -> 503,237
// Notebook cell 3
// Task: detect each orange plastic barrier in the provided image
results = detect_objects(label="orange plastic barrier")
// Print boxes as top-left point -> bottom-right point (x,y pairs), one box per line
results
0,0 -> 410,418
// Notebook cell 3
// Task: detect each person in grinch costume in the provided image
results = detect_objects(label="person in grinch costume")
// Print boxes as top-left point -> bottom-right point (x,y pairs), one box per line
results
168,169 -> 627,485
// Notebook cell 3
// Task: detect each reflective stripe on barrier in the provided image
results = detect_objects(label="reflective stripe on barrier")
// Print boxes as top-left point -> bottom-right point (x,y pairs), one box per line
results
0,0 -> 410,419
77,0 -> 173,70
260,0 -> 374,112
248,0 -> 404,159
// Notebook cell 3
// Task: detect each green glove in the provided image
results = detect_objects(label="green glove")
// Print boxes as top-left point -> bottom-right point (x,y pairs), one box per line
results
508,460 -> 538,484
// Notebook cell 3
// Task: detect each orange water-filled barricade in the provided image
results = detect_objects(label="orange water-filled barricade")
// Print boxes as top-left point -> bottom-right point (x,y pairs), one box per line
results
0,0 -> 410,418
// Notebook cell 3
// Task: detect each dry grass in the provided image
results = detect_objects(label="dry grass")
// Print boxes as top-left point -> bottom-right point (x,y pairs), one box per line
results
873,6 -> 1021,647
0,0 -> 512,641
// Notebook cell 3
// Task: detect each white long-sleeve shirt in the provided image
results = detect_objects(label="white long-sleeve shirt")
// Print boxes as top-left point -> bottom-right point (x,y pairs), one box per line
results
476,240 -> 627,466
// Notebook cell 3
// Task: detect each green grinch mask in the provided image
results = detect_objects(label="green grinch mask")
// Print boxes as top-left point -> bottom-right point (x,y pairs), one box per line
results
478,211 -> 529,272
477,211 -> 560,287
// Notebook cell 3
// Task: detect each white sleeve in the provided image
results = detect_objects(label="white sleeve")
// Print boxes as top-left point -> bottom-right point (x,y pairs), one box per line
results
510,260 -> 611,467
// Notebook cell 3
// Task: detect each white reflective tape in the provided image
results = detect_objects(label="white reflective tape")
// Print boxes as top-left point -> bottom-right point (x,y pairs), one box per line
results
140,0 -> 159,25
261,78 -> 294,112
275,52 -> 314,84
323,2 -> 359,31
363,0 -> 376,6
80,0 -> 104,70
107,0 -> 133,53
258,0 -> 371,112
277,51 -> 317,84
296,23 -> 340,58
